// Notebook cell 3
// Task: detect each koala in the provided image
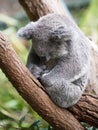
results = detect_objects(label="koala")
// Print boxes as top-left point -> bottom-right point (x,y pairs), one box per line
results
17,13 -> 90,108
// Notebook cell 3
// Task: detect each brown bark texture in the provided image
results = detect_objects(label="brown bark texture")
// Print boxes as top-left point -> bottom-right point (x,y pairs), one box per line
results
19,0 -> 67,21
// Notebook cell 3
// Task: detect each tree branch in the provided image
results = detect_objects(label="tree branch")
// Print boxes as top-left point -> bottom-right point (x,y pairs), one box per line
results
19,0 -> 66,21
70,94 -> 98,127
0,32 -> 84,130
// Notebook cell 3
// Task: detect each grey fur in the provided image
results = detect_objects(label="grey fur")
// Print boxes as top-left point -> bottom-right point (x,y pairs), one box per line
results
17,13 -> 90,108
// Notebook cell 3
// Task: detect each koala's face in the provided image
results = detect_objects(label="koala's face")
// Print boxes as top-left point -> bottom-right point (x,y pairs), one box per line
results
32,27 -> 70,61
32,27 -> 65,61
31,15 -> 74,61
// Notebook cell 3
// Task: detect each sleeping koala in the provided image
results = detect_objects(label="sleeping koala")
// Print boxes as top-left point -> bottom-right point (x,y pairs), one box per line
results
17,13 -> 90,108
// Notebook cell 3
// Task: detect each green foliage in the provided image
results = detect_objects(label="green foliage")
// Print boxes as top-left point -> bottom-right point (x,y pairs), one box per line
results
70,0 -> 98,44
79,0 -> 98,43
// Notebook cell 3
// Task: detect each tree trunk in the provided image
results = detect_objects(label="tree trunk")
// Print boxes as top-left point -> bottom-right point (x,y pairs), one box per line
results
19,0 -> 66,21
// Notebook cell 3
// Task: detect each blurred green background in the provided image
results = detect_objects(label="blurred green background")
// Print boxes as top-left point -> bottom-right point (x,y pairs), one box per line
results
0,0 -> 98,129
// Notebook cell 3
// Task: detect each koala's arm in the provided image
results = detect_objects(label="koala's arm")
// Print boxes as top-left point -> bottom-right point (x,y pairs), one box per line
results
27,45 -> 46,78
40,63 -> 88,108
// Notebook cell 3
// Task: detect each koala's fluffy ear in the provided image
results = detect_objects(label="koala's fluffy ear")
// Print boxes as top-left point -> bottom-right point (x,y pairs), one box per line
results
17,22 -> 35,40
50,25 -> 72,42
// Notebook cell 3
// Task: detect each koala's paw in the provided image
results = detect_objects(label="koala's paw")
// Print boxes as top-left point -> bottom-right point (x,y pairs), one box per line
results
29,65 -> 43,79
40,72 -> 54,88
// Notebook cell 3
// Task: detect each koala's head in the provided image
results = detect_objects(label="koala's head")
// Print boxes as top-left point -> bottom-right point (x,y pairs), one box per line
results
18,13 -> 78,61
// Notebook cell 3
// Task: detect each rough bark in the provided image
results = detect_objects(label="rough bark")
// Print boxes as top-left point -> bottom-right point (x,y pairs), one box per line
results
70,94 -> 98,127
19,0 -> 66,21
0,32 -> 84,130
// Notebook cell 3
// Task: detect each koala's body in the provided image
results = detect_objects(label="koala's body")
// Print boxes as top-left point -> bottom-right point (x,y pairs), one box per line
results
18,13 -> 90,108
